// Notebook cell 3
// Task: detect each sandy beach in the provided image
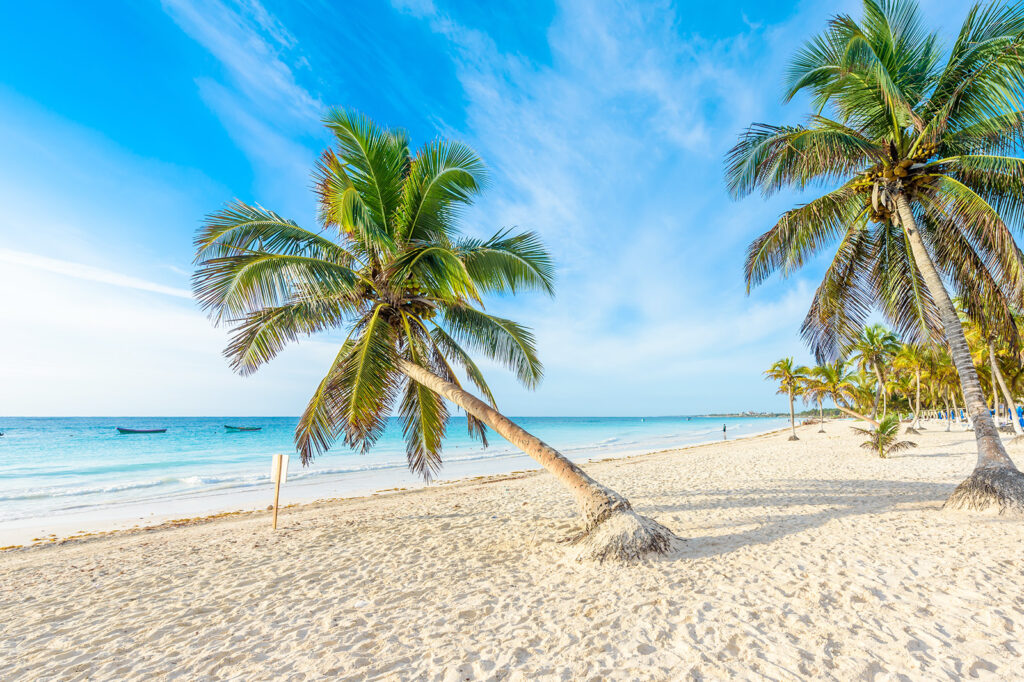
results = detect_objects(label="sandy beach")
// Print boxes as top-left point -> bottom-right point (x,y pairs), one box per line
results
3,420 -> 1024,680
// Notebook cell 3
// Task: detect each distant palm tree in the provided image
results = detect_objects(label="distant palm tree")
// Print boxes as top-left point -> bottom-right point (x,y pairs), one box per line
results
853,414 -> 917,458
850,368 -> 881,419
849,324 -> 901,419
893,343 -> 929,430
726,0 -> 1024,513
964,305 -> 1024,434
816,359 -> 879,426
765,358 -> 808,440
193,110 -> 674,561
801,365 -> 830,432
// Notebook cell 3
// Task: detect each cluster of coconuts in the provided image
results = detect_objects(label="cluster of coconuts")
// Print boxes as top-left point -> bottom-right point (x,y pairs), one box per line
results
851,140 -> 941,224
855,140 -> 941,187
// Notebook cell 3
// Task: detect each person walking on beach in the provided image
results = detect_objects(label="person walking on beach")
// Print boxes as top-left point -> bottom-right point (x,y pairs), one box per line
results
722,423 -> 727,440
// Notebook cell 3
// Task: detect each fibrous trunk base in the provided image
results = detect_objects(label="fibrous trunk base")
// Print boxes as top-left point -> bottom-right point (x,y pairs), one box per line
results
788,435 -> 800,441
943,467 -> 1024,516
568,508 -> 679,563
905,427 -> 920,435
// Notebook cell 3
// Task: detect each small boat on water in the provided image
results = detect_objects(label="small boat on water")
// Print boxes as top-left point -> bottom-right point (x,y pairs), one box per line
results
224,425 -> 261,432
117,427 -> 167,434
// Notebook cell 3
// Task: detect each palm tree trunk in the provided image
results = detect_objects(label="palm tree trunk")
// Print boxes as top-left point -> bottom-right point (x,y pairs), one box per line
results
943,393 -> 952,431
818,399 -> 825,433
836,403 -> 879,427
989,341 -> 1023,436
788,387 -> 798,440
895,195 -> 1024,513
870,371 -> 882,421
988,351 -> 1001,426
874,366 -> 887,417
398,360 -> 676,560
913,369 -> 922,429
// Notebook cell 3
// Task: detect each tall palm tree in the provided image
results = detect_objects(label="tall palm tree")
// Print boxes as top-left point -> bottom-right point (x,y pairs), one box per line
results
192,110 -> 674,561
726,0 -> 1024,514
765,358 -> 808,440
893,342 -> 929,430
849,324 -> 901,418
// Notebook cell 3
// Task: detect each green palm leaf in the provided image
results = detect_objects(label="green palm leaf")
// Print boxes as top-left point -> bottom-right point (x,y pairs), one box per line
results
442,305 -> 543,388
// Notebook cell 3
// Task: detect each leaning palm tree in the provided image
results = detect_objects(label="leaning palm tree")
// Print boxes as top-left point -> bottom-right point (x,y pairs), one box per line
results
765,358 -> 808,440
853,414 -> 917,458
849,324 -> 901,418
193,110 -> 675,561
818,359 -> 880,425
727,0 -> 1024,513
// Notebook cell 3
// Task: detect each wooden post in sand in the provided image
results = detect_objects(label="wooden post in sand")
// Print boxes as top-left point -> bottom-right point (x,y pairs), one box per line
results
270,454 -> 289,530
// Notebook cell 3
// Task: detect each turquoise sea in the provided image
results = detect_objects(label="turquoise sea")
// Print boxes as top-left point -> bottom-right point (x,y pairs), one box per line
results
0,415 -> 787,537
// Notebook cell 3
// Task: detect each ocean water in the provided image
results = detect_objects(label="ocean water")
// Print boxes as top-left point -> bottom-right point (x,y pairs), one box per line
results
0,415 -> 787,534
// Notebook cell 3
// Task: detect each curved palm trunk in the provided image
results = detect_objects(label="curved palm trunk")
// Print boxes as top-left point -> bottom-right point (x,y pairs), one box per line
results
896,196 -> 1024,514
788,387 -> 798,440
836,403 -> 879,427
989,341 -> 1023,436
817,399 -> 825,433
398,360 -> 676,560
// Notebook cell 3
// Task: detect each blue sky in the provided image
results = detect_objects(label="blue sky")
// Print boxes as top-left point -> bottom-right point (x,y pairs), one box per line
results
0,0 -> 966,416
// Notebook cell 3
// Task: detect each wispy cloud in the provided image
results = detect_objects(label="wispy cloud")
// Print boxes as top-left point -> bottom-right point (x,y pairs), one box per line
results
161,0 -> 320,126
385,0 -> 829,413
0,248 -> 193,299
162,0 -> 323,217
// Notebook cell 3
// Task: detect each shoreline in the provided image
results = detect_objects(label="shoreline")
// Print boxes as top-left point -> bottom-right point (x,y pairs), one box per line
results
0,423 -> 791,551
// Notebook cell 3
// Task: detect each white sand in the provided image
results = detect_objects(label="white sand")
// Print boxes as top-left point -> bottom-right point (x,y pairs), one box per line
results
2,421 -> 1023,680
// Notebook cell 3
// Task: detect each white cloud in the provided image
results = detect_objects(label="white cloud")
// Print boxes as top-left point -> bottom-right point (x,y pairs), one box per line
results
0,258 -> 336,416
383,0 -> 829,414
161,0 -> 320,126
0,248 -> 192,299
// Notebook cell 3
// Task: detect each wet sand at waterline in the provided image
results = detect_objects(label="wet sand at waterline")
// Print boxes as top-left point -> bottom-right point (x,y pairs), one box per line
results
2,422 -> 1023,680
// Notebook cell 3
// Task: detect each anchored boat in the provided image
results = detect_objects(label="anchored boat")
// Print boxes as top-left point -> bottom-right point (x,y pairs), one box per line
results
116,427 -> 167,434
224,425 -> 261,432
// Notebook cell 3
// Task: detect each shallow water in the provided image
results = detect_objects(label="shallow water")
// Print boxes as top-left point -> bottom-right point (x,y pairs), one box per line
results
0,415 -> 787,528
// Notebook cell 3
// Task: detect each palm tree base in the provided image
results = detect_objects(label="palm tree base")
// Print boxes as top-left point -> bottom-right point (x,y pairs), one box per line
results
943,467 -> 1024,516
905,427 -> 920,435
567,508 -> 678,563
788,435 -> 800,441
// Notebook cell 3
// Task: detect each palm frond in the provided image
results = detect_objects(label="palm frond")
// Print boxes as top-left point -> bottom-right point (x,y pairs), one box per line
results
397,139 -> 488,243
193,252 -> 360,324
331,306 -> 402,454
726,122 -> 883,198
430,325 -> 498,408
295,341 -> 353,465
195,201 -> 351,261
457,228 -> 556,296
322,108 -> 410,235
224,297 -> 355,375
745,182 -> 867,291
441,305 -> 543,388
